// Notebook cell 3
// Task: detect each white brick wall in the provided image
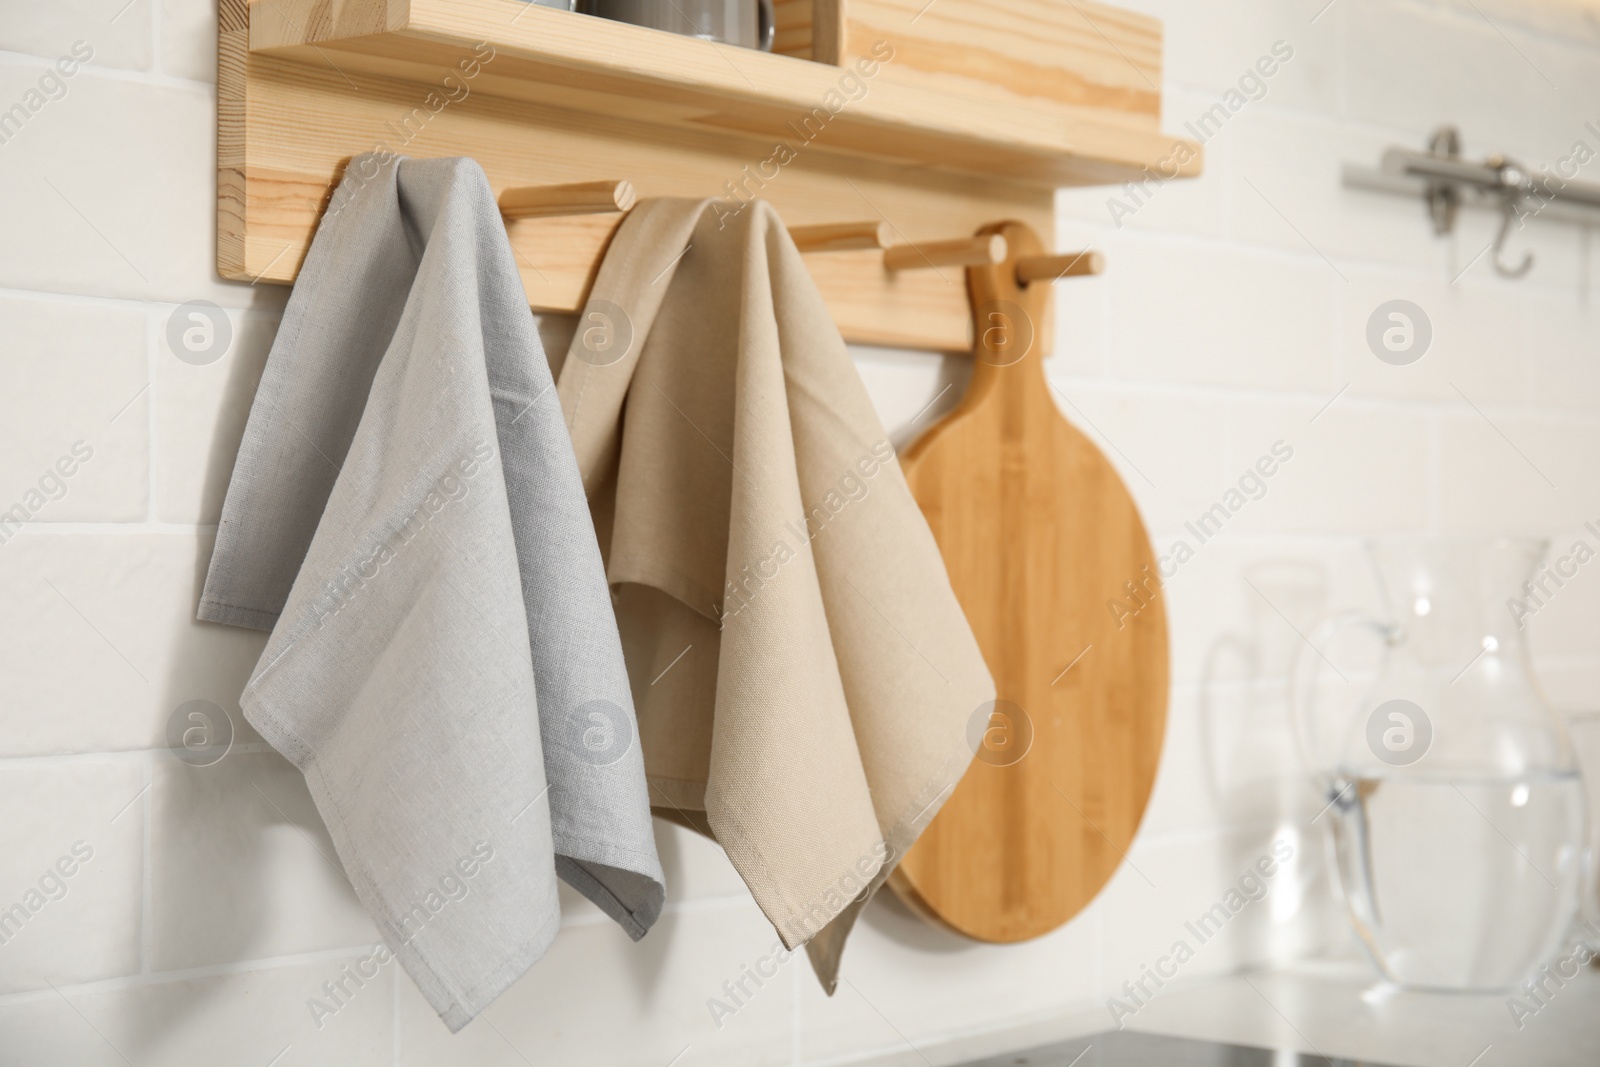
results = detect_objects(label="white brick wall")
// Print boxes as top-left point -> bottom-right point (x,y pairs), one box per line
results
2,0 -> 1596,1063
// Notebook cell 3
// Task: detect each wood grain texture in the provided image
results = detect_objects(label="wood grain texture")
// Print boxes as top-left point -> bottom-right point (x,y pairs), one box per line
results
248,0 -> 1197,186
888,222 -> 1168,942
223,0 -> 1197,350
788,219 -> 892,251
811,0 -> 844,64
224,2 -> 1051,351
774,0 -> 816,59
807,0 -> 1163,133
498,178 -> 636,218
217,0 -> 249,278
221,55 -> 1045,350
883,233 -> 1005,272
1015,249 -> 1104,283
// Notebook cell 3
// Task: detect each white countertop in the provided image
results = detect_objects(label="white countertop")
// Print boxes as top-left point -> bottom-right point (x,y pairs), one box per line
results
859,957 -> 1600,1067
1122,957 -> 1599,1067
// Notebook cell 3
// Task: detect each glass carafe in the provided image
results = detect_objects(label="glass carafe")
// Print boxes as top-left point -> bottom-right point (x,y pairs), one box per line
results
1293,536 -> 1588,992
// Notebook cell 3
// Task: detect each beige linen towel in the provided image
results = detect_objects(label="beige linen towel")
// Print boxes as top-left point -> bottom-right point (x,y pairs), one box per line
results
557,198 -> 995,990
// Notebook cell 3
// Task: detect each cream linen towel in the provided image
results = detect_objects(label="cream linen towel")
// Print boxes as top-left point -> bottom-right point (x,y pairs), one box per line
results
558,198 -> 995,990
197,155 -> 664,1030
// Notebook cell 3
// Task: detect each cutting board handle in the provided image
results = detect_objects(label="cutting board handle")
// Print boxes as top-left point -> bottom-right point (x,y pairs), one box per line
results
960,221 -> 1055,433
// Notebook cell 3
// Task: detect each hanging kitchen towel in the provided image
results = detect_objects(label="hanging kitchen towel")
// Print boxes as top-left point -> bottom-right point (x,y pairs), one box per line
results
196,154 -> 664,1031
557,198 -> 995,991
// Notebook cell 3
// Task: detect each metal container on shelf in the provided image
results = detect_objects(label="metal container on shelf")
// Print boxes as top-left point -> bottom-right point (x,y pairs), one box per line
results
578,0 -> 775,51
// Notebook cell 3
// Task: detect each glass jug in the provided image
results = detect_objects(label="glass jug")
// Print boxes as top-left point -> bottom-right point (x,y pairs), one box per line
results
1293,536 -> 1588,992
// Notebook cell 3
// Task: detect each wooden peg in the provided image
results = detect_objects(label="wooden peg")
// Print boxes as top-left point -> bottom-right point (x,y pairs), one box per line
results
884,233 -> 1008,272
1015,250 -> 1105,284
789,220 -> 894,253
499,180 -> 637,220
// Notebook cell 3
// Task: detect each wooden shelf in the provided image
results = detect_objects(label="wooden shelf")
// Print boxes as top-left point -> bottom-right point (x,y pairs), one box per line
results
220,0 -> 1202,351
249,0 -> 1195,187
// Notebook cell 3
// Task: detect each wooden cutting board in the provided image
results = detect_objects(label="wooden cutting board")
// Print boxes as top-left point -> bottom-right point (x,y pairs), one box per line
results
889,221 -> 1168,943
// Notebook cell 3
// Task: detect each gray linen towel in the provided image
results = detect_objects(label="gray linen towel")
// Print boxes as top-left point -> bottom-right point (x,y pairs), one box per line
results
197,154 -> 664,1031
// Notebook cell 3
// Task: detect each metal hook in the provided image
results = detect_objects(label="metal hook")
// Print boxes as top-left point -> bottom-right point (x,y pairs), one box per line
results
1491,200 -> 1534,278
1424,125 -> 1461,236
1489,156 -> 1534,279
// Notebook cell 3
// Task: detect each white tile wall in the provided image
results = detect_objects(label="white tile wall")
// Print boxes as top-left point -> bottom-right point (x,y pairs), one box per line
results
795,900 -> 1099,1063
1099,237 -> 1342,393
0,1 -> 154,73
398,899 -> 798,1067
154,307 -> 275,523
0,760 -> 144,993
0,532 -> 266,756
148,752 -> 378,971
0,953 -> 396,1066
3,0 -> 1598,1063
159,0 -> 217,83
0,292 -> 148,520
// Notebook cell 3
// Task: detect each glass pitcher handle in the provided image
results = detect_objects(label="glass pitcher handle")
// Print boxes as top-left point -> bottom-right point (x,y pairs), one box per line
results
1288,611 -> 1395,784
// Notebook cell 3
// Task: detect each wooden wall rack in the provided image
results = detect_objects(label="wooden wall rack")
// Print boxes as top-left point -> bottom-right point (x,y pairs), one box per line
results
494,180 -> 1100,279
218,0 -> 1201,351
